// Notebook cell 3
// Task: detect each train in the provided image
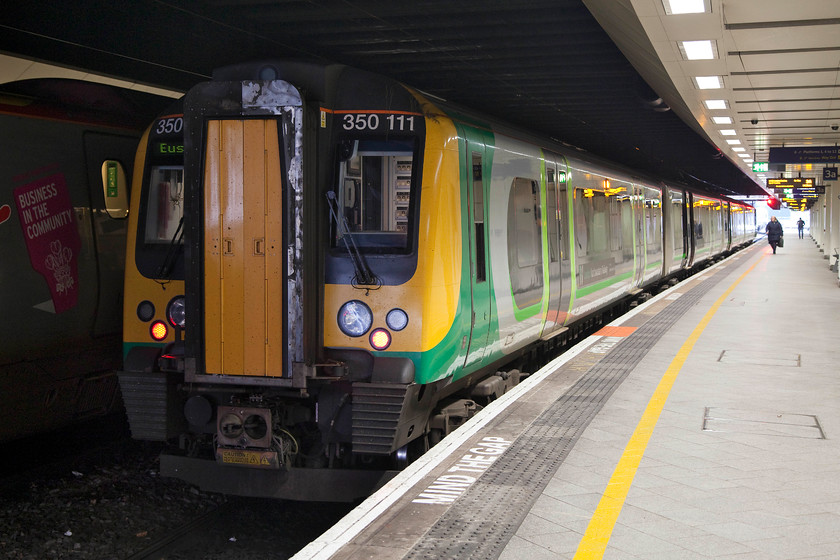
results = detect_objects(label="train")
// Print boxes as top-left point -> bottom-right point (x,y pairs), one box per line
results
117,61 -> 756,501
0,78 -> 172,441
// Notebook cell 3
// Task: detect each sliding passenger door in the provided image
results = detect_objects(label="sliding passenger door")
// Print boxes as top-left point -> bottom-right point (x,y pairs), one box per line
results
464,132 -> 491,369
633,185 -> 646,288
542,154 -> 570,337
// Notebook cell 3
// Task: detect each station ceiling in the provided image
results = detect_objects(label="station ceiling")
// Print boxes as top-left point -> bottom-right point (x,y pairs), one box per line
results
2,0 -> 838,200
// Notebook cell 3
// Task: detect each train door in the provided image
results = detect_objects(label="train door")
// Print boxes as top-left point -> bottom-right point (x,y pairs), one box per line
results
687,192 -> 697,267
542,154 -> 569,337
633,185 -> 646,288
83,132 -> 136,337
464,133 -> 491,368
721,200 -> 732,251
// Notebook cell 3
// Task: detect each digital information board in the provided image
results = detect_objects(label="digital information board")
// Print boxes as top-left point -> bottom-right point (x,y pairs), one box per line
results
769,146 -> 840,164
767,177 -> 815,189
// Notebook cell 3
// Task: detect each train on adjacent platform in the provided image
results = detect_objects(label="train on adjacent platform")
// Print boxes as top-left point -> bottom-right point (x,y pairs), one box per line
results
0,78 -> 171,441
117,61 -> 755,501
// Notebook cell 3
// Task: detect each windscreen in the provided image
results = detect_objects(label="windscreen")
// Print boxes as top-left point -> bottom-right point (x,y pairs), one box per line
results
332,137 -> 418,253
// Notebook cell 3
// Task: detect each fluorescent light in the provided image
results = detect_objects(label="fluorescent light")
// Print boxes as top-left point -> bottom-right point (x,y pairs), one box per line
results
738,153 -> 750,158
680,40 -> 716,60
712,116 -> 732,124
720,129 -> 736,136
705,99 -> 728,110
732,147 -> 745,152
695,76 -> 723,89
726,139 -> 741,145
663,0 -> 707,14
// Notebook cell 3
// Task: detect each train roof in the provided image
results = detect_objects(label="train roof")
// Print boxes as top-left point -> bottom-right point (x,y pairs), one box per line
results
0,78 -> 173,131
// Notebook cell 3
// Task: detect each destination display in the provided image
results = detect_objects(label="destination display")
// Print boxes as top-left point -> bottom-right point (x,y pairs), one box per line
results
777,193 -> 817,211
767,177 -> 815,189
769,146 -> 840,164
773,188 -> 823,197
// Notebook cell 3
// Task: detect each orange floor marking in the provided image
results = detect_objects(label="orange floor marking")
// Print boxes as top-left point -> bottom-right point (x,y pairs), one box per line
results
593,326 -> 637,337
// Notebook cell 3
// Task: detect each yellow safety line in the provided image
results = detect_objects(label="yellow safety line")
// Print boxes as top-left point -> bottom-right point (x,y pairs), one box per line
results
573,253 -> 765,559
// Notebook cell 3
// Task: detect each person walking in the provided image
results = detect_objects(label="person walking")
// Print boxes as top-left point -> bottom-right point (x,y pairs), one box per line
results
766,216 -> 783,254
797,217 -> 805,239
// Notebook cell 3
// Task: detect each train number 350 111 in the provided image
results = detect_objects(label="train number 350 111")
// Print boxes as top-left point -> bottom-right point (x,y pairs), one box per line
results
342,113 -> 415,132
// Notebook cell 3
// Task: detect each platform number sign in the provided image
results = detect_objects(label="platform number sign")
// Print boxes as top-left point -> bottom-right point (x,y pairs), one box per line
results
824,167 -> 838,181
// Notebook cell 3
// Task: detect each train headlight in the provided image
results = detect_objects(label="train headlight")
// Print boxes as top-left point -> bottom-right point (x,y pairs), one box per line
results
385,308 -> 408,331
166,295 -> 186,328
337,300 -> 373,337
150,320 -> 168,341
370,328 -> 392,350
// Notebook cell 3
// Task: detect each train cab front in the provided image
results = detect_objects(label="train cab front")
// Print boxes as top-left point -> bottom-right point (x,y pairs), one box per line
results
117,62 -> 451,501
117,105 -> 189,443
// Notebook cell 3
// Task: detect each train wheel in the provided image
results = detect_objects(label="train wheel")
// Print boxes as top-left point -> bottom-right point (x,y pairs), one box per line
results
393,436 -> 427,469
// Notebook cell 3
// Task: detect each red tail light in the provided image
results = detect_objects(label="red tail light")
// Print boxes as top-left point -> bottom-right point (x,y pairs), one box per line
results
150,320 -> 168,341
370,328 -> 392,350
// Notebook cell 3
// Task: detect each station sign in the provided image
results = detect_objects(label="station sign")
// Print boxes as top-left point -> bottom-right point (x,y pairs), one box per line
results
767,177 -> 815,189
769,146 -> 840,164
751,162 -> 769,173
824,167 -> 838,181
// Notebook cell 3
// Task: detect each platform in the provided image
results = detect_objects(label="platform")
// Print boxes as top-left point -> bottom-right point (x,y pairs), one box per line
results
295,235 -> 840,560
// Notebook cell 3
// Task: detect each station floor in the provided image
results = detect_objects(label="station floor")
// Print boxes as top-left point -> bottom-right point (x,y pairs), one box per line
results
296,235 -> 840,560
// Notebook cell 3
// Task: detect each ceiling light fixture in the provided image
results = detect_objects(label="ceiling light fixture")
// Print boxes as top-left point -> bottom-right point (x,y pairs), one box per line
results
680,40 -> 717,60
712,116 -> 732,125
720,129 -> 736,136
663,0 -> 708,14
695,76 -> 723,89
726,139 -> 741,145
704,99 -> 728,110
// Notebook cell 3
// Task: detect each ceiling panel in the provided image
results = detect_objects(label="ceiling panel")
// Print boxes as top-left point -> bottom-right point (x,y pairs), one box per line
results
4,0 -> 838,203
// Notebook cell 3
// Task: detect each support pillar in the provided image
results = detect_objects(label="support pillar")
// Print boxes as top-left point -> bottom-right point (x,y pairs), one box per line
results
830,184 -> 840,265
817,192 -> 827,251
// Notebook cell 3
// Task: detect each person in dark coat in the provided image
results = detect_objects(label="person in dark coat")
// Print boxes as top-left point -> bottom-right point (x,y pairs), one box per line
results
797,218 -> 805,239
765,216 -> 783,254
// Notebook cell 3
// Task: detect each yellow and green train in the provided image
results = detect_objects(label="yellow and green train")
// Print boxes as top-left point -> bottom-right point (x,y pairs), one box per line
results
118,61 -> 755,501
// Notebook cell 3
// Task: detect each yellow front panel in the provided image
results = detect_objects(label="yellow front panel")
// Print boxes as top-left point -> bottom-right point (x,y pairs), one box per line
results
204,119 -> 284,376
323,107 -> 462,353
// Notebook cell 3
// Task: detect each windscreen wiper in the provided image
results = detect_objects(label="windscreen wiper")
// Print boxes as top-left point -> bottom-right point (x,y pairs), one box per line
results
155,216 -> 184,286
326,191 -> 377,286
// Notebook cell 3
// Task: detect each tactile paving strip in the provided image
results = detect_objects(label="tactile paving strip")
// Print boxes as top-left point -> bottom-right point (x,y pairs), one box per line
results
403,267 -> 733,560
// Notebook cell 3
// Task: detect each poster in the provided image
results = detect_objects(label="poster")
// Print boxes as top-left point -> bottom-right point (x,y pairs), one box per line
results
13,173 -> 81,313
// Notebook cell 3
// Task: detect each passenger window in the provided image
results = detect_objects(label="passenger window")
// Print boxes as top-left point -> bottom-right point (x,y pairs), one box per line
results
101,160 -> 129,219
472,153 -> 486,283
144,166 -> 184,244
546,169 -> 559,263
573,189 -> 589,256
333,138 -> 417,252
512,177 -> 541,268
609,196 -> 623,252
